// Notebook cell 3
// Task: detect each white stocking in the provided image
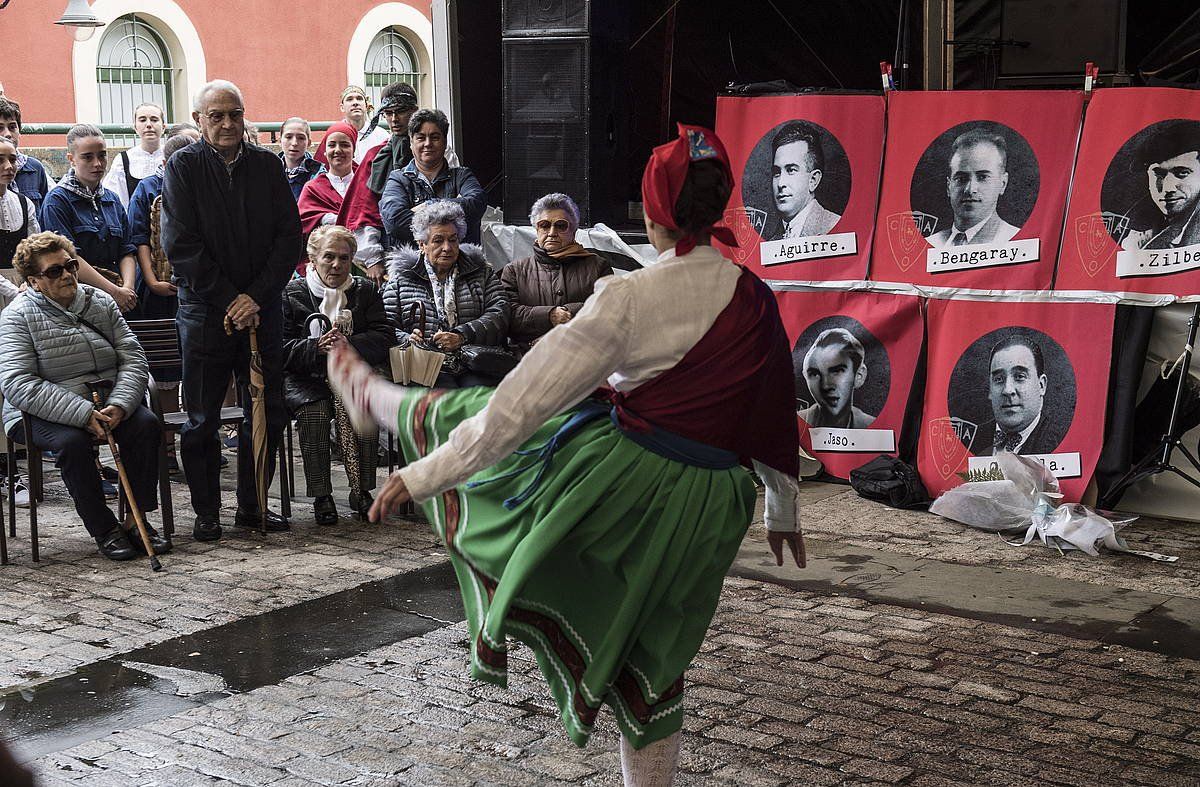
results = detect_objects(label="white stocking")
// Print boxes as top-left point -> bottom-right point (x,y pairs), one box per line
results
620,731 -> 681,787
365,376 -> 409,436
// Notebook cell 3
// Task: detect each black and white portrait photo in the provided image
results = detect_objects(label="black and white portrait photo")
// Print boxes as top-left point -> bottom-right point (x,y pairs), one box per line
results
792,316 -> 890,430
910,121 -> 1040,248
1100,119 -> 1200,251
741,120 -> 851,241
947,327 -> 1076,456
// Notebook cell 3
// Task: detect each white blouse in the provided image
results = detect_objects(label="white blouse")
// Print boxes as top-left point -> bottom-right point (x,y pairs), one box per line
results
397,244 -> 802,532
101,145 -> 164,208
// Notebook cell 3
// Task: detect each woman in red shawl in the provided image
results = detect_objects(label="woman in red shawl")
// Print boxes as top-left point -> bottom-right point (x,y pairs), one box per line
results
296,121 -> 357,274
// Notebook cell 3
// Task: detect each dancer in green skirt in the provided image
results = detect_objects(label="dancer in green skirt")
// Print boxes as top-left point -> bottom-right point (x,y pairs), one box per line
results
330,125 -> 806,786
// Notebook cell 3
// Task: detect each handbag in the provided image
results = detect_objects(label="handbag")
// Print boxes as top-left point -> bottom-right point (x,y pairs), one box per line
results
848,455 -> 931,510
458,343 -> 519,377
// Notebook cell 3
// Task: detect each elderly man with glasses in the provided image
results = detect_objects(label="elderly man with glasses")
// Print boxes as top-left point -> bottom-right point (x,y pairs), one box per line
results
0,231 -> 169,561
161,79 -> 301,543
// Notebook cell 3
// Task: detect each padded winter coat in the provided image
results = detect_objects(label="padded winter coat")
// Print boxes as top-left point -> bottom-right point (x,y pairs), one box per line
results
499,247 -> 612,349
0,285 -> 149,433
281,275 -> 395,411
381,244 -> 508,348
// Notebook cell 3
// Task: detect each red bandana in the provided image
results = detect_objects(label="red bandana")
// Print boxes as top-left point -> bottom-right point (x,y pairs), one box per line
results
314,121 -> 359,166
640,123 -> 738,256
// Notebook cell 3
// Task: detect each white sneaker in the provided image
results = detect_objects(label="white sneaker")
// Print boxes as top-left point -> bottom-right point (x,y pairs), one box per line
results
6,475 -> 30,508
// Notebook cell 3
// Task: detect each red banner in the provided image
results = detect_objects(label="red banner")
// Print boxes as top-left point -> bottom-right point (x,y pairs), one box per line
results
1055,88 -> 1200,299
918,299 -> 1114,501
870,90 -> 1083,291
776,289 -> 923,479
714,93 -> 885,281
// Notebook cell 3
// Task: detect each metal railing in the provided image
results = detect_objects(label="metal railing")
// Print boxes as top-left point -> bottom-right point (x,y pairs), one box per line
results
21,121 -> 337,143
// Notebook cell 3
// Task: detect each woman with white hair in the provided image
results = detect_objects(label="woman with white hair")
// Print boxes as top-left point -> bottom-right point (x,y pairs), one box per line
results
381,199 -> 509,387
283,225 -> 394,523
499,193 -> 611,353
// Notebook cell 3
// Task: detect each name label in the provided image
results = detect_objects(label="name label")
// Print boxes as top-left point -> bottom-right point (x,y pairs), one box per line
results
761,232 -> 858,265
927,238 -> 1040,273
968,451 -> 1081,479
810,427 -> 896,453
1116,242 -> 1200,278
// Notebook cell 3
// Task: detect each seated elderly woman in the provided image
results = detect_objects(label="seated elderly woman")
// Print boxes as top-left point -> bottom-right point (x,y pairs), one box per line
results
383,200 -> 509,388
283,225 -> 395,523
499,193 -> 612,353
0,232 -> 168,561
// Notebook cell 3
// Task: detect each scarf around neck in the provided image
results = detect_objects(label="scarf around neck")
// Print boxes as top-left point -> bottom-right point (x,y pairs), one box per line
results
535,241 -> 590,263
305,265 -> 352,337
58,169 -> 105,208
423,255 -> 457,330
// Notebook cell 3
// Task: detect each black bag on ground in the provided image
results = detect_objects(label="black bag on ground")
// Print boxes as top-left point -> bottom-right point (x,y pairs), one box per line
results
849,455 -> 931,510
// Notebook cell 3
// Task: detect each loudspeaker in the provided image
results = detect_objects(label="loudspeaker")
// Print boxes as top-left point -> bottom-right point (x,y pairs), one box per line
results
1000,0 -> 1126,77
501,0 -> 628,227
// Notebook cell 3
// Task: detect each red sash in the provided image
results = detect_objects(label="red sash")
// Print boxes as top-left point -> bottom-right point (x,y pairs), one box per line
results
600,269 -> 800,478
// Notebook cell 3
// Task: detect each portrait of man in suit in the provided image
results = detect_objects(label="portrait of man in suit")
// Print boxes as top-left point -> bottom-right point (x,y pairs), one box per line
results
972,334 -> 1058,456
769,121 -> 842,240
797,328 -> 876,429
928,129 -> 1020,248
1121,124 -> 1200,250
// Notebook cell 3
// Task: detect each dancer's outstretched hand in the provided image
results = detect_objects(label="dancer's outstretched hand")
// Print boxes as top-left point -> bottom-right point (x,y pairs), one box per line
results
370,471 -> 413,522
768,529 -> 806,568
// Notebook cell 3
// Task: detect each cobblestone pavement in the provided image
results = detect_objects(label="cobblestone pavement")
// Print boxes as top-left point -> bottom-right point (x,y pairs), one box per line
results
794,483 -> 1200,599
4,460 -> 1200,785
22,579 -> 1200,786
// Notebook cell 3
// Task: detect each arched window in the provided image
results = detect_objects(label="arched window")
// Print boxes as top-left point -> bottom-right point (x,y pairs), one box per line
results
364,27 -> 423,107
96,14 -> 174,145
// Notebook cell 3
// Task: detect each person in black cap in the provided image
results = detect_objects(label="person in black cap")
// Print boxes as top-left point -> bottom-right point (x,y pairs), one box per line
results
1124,119 -> 1200,250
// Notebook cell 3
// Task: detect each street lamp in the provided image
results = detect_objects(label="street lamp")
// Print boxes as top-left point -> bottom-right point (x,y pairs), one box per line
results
55,0 -> 105,42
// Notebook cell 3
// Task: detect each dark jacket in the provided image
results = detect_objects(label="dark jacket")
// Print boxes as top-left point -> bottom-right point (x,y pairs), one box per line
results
499,247 -> 611,347
280,153 -> 324,201
379,160 -> 486,248
40,185 -> 136,273
15,156 -> 52,213
281,276 -> 394,411
972,416 -> 1059,457
381,244 -> 508,347
161,141 -> 301,315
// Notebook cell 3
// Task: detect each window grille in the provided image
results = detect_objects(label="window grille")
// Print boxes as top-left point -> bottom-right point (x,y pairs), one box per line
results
96,14 -> 174,147
364,27 -> 423,110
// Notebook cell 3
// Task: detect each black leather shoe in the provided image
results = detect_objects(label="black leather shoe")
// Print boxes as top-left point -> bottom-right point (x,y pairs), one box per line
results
234,508 -> 290,532
96,529 -> 137,561
193,516 -> 222,542
126,525 -> 173,555
349,490 -> 374,519
313,495 -> 338,526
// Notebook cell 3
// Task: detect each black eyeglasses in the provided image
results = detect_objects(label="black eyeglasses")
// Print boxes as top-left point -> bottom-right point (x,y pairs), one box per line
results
203,109 -> 245,124
536,220 -> 571,232
36,258 -> 79,280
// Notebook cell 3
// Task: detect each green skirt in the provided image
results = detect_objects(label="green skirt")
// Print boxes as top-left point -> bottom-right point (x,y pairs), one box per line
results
394,387 -> 757,748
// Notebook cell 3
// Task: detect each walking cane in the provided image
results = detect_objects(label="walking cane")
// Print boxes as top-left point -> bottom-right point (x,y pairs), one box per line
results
91,392 -> 162,572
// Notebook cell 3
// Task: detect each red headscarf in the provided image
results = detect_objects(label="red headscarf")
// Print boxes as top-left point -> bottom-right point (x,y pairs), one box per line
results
640,123 -> 738,256
314,121 -> 359,166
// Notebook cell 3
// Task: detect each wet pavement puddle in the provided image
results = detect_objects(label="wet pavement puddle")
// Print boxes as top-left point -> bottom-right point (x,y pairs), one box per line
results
3,561 -> 464,760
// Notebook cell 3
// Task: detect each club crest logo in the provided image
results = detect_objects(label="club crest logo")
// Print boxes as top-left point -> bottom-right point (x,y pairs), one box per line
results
722,206 -> 767,263
1073,211 -> 1128,278
887,211 -> 937,272
926,416 -> 975,480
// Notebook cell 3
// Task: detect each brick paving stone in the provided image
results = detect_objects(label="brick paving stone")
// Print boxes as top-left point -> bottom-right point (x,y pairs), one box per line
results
8,483 -> 1198,786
